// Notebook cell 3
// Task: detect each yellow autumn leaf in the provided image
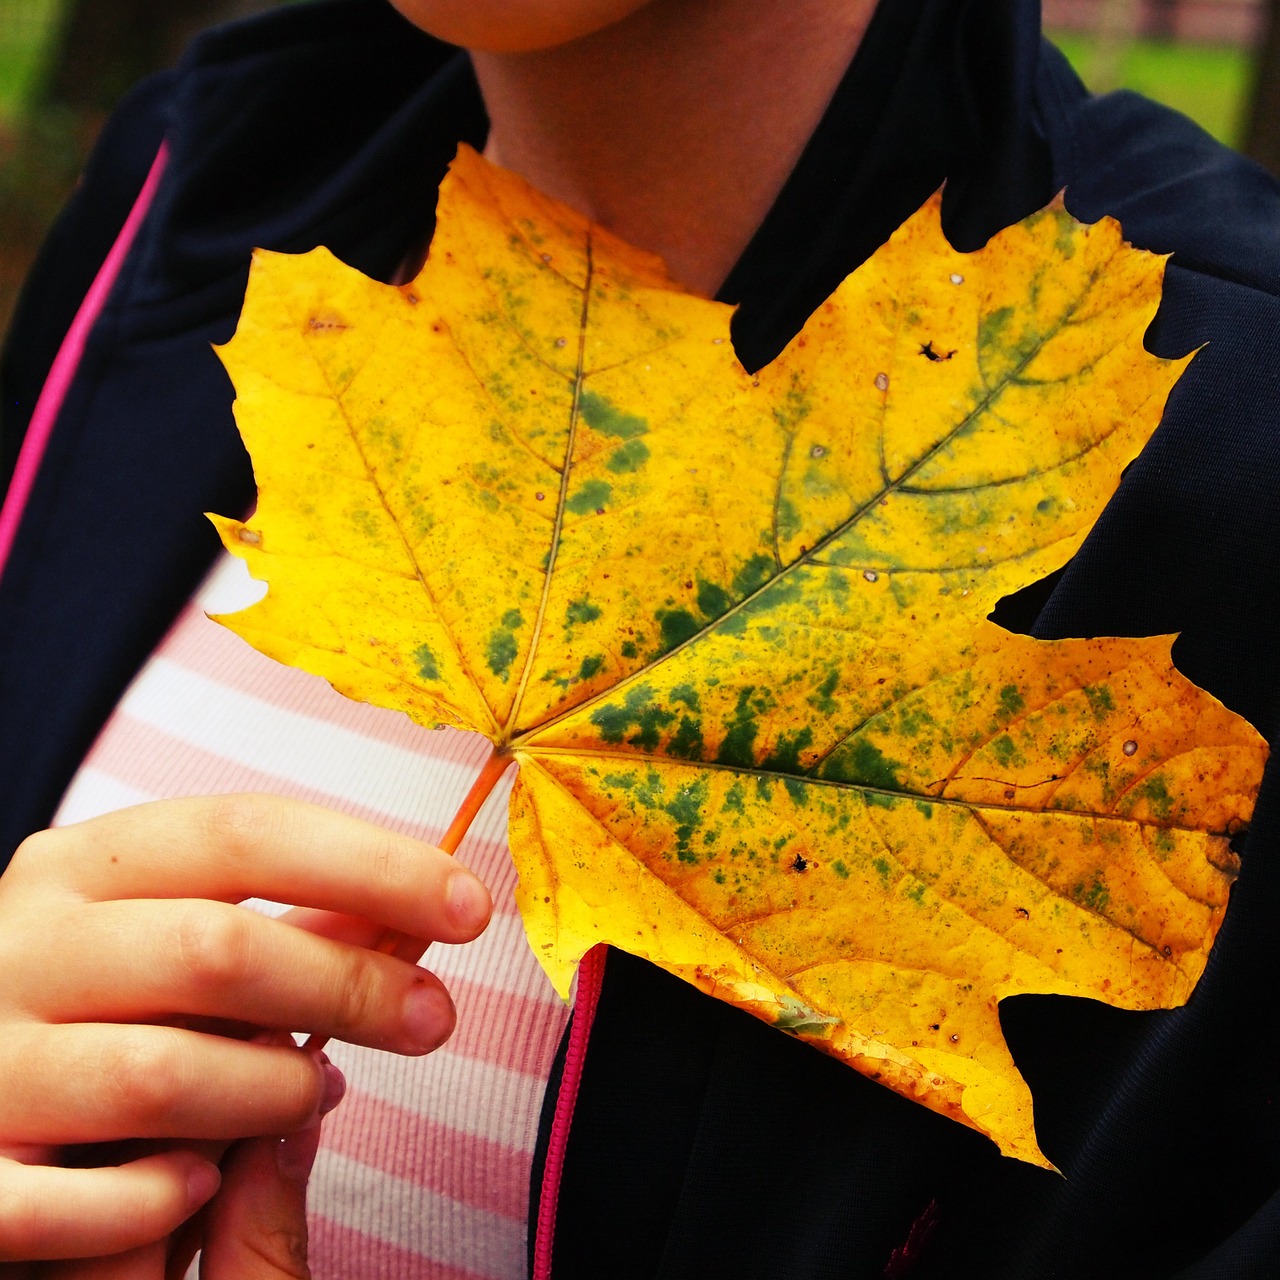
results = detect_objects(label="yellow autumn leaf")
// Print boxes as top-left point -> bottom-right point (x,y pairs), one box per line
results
210,146 -> 1266,1168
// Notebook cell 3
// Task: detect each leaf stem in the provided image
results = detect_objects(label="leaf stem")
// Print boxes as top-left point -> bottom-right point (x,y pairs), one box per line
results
304,743 -> 512,1043
440,744 -> 512,854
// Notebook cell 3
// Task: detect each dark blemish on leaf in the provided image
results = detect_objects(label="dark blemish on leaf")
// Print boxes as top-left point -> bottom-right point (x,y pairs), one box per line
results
541,252 -> 552,262
810,444 -> 827,459
1005,789 -> 1016,800
307,313 -> 349,332
413,643 -> 441,682
863,569 -> 878,583
919,341 -> 956,362
1015,906 -> 1030,919
237,527 -> 262,546
555,337 -> 567,348
1162,945 -> 1173,957
1123,739 -> 1138,756
535,491 -> 545,501
950,1034 -> 960,1043
929,1023 -> 940,1031
752,377 -> 761,387
875,372 -> 889,392
791,854 -> 808,873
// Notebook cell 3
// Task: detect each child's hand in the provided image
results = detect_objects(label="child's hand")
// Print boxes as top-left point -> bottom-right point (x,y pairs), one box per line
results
0,793 -> 492,1263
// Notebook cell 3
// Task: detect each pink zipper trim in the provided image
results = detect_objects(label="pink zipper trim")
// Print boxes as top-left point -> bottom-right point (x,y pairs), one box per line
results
532,943 -> 608,1280
0,141 -> 169,582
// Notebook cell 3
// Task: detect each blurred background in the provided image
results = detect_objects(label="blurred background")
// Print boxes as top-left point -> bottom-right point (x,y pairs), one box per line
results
0,0 -> 1278,345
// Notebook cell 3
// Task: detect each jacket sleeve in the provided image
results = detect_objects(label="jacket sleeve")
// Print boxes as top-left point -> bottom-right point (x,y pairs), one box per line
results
1,70 -> 173,492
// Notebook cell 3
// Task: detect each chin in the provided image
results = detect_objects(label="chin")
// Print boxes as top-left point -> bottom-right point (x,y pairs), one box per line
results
387,0 -> 655,52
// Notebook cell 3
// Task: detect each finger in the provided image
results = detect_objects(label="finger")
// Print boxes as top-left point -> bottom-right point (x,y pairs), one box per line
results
25,899 -> 458,1053
198,1128 -> 321,1279
9,795 -> 491,944
42,1241 -> 165,1280
0,1152 -> 218,1262
277,906 -> 427,954
0,1028 -> 347,1146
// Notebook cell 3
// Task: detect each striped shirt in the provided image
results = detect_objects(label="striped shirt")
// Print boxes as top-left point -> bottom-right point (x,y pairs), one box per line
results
53,551 -> 569,1279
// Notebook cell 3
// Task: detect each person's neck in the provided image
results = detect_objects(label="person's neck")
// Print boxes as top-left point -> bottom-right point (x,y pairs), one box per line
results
472,0 -> 878,297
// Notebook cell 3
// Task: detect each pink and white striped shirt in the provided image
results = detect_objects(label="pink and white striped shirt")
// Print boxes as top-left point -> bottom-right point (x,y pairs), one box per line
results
53,552 -> 570,1279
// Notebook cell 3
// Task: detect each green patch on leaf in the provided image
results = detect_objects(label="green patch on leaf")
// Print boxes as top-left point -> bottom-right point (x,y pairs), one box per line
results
579,389 -> 648,439
566,479 -> 612,514
565,597 -> 602,626
486,628 -> 519,681
658,608 -> 700,649
606,438 -> 650,473
413,643 -> 441,682
591,684 -> 675,750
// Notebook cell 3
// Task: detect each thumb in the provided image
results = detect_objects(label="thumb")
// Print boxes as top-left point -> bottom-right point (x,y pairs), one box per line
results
196,1124 -> 322,1279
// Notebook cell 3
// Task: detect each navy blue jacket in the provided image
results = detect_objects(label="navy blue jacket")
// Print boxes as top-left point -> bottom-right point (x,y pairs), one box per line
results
4,1 -> 1280,1274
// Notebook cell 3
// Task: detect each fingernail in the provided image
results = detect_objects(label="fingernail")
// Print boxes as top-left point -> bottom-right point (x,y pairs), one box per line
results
446,870 -> 490,932
277,1123 -> 322,1183
402,983 -> 455,1052
319,1059 -> 346,1115
186,1159 -> 222,1212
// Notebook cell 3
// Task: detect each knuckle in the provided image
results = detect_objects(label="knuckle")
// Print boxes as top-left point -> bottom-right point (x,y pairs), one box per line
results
245,1222 -> 310,1278
103,1032 -> 189,1129
174,901 -> 255,990
368,833 -> 416,899
204,793 -> 282,862
6,827 -> 64,883
327,949 -> 382,1038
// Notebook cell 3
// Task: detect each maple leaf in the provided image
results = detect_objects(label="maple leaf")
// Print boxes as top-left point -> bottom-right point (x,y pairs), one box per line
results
210,146 -> 1266,1167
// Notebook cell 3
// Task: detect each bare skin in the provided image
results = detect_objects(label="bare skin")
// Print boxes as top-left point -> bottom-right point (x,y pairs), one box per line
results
469,0 -> 878,295
0,795 -> 489,1273
2,0 -> 877,1270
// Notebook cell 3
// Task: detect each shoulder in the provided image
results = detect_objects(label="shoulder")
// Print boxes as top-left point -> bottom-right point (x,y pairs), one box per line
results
1035,39 -> 1280,301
